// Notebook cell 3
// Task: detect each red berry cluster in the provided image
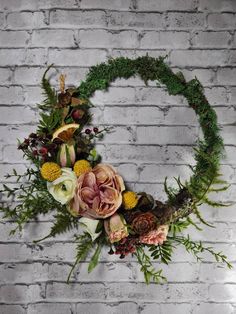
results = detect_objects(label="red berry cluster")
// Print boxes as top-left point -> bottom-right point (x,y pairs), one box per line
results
112,236 -> 139,259
18,133 -> 61,161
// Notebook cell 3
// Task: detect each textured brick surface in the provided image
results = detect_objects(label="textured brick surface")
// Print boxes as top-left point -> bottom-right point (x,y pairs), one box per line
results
0,0 -> 236,313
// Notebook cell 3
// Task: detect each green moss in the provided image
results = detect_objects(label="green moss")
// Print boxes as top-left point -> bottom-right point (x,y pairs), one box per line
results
78,55 -> 224,206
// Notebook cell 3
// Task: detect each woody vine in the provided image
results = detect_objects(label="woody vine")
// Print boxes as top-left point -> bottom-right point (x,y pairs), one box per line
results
0,56 -> 232,284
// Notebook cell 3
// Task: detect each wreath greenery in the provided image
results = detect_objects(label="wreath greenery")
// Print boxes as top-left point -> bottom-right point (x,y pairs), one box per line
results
0,56 -> 232,284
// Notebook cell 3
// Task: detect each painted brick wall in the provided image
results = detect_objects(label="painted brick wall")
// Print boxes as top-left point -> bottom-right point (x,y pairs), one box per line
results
0,0 -> 236,313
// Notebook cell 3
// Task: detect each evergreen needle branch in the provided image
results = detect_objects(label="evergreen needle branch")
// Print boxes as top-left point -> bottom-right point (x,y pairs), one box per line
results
169,235 -> 232,269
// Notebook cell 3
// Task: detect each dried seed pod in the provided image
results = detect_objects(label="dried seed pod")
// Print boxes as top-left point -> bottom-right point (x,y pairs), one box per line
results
58,91 -> 72,107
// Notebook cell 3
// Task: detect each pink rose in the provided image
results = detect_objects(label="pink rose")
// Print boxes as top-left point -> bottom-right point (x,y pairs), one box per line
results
104,213 -> 128,243
139,225 -> 169,245
70,164 -> 125,219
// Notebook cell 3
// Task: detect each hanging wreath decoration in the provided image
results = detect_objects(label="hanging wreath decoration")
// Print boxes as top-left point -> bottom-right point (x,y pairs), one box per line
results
0,56 -> 232,284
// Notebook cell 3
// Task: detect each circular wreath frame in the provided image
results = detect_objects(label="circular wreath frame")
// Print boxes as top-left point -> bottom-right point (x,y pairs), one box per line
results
76,55 -> 224,225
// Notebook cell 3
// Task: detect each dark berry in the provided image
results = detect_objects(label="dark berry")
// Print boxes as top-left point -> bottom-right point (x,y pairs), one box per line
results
93,127 -> 99,133
85,128 -> 91,134
18,143 -> 27,150
72,109 -> 84,121
53,138 -> 63,145
39,147 -> 48,155
108,248 -> 114,255
48,143 -> 57,152
46,134 -> 53,140
29,133 -> 37,139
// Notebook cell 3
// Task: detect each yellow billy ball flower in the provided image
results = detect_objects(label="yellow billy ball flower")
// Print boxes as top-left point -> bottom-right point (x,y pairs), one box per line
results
40,162 -> 62,182
122,191 -> 138,210
73,159 -> 92,177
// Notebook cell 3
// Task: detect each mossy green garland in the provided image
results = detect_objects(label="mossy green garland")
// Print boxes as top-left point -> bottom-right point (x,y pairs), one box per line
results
78,55 -> 225,214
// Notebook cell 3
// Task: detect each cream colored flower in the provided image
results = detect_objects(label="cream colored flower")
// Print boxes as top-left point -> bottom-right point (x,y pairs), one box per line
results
79,217 -> 102,241
47,168 -> 77,205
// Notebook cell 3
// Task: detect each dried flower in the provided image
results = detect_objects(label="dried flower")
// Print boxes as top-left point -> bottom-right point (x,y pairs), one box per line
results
122,191 -> 138,210
131,212 -> 157,235
73,159 -> 91,177
40,162 -> 61,182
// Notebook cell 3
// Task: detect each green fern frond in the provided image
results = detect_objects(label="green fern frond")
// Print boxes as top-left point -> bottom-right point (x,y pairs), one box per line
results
149,240 -> 173,265
67,233 -> 94,282
39,64 -> 57,111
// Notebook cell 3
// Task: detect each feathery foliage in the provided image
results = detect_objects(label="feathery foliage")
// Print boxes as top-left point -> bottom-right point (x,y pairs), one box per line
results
135,245 -> 166,284
67,233 -> 94,282
149,240 -> 173,265
39,64 -> 57,111
169,235 -> 232,269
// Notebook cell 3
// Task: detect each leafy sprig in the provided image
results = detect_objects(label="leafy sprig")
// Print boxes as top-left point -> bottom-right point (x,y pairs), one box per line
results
169,235 -> 232,269
67,232 -> 94,283
149,240 -> 173,265
0,169 -> 63,234
37,110 -> 63,134
135,245 -> 166,284
39,64 -> 57,111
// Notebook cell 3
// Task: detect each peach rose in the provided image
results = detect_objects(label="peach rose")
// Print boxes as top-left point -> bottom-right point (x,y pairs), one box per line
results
139,225 -> 169,245
69,163 -> 125,219
104,213 -> 128,243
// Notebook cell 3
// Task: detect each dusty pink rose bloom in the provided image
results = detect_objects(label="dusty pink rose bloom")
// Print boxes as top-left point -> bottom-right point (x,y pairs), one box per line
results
70,164 -> 125,219
104,213 -> 128,243
139,225 -> 169,245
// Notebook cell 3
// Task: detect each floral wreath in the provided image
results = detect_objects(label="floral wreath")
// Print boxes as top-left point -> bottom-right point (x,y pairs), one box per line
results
1,56 -> 232,284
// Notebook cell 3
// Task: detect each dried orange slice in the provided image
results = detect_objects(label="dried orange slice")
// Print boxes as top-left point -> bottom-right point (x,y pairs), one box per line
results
52,123 -> 80,142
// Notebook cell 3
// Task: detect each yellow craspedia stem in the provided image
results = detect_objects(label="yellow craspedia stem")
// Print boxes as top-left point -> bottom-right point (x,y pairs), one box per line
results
122,191 -> 138,210
73,159 -> 92,177
40,162 -> 62,182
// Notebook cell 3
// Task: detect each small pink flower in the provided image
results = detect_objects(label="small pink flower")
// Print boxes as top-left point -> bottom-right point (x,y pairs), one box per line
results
104,213 -> 128,243
69,164 -> 125,219
139,225 -> 169,245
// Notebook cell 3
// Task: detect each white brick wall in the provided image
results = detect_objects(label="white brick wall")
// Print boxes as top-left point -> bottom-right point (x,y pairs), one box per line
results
0,0 -> 236,313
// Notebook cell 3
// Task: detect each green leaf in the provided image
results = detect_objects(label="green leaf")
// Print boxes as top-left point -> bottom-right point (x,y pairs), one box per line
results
67,233 -> 94,283
149,241 -> 173,264
39,64 -> 57,112
88,243 -> 102,273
